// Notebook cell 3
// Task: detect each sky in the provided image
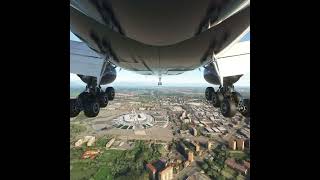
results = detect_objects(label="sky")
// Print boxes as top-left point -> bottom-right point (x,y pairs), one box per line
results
70,31 -> 250,87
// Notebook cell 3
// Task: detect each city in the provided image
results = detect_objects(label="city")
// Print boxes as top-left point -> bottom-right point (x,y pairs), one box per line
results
70,86 -> 250,180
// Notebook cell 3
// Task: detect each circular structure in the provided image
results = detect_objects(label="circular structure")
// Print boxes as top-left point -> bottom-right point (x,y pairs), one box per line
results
112,109 -> 154,130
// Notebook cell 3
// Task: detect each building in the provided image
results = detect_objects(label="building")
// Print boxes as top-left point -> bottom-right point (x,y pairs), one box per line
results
159,166 -> 173,180
243,161 -> 250,169
229,139 -> 237,150
229,137 -> 245,151
190,127 -> 197,136
87,136 -> 96,146
178,142 -> 188,158
225,158 -> 248,175
81,150 -> 100,159
146,163 -> 157,180
75,139 -> 84,147
105,138 -> 115,148
183,118 -> 191,123
217,126 -> 227,133
75,136 -> 95,147
184,161 -> 190,168
236,138 -> 245,150
179,130 -> 189,135
188,151 -> 194,162
212,127 -> 221,133
207,141 -> 212,150
191,142 -> 200,152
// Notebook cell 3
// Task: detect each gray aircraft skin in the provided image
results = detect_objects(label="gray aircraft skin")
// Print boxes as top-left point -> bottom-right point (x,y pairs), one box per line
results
70,0 -> 250,118
70,0 -> 249,76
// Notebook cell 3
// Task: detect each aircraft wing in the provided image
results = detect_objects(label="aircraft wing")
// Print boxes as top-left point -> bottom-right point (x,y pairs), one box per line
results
70,39 -> 250,77
216,41 -> 250,77
70,40 -> 106,78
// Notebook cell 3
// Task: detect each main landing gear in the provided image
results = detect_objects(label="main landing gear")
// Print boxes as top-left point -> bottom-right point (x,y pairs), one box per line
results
205,86 -> 250,117
70,85 -> 115,118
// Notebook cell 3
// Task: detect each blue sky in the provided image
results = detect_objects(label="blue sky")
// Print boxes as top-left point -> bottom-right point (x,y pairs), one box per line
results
70,31 -> 250,87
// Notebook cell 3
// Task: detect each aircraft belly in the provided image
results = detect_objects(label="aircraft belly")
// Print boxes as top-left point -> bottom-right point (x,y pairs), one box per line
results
70,5 -> 249,76
71,0 -> 249,46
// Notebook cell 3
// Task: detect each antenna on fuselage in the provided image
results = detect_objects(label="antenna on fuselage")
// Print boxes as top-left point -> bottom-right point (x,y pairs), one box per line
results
158,76 -> 162,86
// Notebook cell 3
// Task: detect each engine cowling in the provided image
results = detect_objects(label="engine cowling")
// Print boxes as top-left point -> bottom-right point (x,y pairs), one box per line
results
78,64 -> 117,85
203,64 -> 242,86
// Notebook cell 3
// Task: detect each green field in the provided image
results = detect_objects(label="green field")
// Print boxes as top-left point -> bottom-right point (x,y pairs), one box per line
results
221,166 -> 236,179
228,151 -> 249,161
70,123 -> 87,141
70,140 -> 164,180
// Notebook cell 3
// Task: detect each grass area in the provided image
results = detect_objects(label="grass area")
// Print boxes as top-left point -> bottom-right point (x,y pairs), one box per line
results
95,135 -> 111,148
70,149 -> 123,180
70,140 -> 164,179
221,166 -> 236,179
228,150 -> 249,161
70,123 -> 87,141
71,111 -> 89,122
236,174 -> 246,180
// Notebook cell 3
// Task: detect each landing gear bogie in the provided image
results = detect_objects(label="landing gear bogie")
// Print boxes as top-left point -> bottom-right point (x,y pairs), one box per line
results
70,85 -> 116,118
205,86 -> 250,118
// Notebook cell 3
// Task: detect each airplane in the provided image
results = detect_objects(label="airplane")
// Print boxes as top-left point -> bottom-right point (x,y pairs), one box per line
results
70,0 -> 250,118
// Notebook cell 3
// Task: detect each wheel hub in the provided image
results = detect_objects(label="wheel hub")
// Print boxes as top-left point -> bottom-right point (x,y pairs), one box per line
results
221,102 -> 228,114
93,103 -> 99,113
212,95 -> 216,104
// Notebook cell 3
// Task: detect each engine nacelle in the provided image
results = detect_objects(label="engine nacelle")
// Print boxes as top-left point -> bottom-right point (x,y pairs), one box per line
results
78,64 -> 117,85
203,64 -> 242,86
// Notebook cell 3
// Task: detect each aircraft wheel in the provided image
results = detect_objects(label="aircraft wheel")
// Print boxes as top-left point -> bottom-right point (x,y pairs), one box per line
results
212,92 -> 224,107
70,99 -> 80,117
83,97 -> 100,117
98,91 -> 108,108
106,87 -> 115,101
221,98 -> 237,117
205,87 -> 214,101
232,92 -> 242,105
240,99 -> 250,117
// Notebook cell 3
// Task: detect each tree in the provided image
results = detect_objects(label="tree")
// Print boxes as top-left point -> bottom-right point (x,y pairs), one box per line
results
202,163 -> 209,171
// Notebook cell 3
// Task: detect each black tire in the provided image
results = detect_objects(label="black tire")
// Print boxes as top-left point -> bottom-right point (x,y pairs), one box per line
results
232,92 -> 242,104
98,92 -> 109,108
240,99 -> 250,117
106,87 -> 115,101
212,92 -> 224,107
205,87 -> 214,101
83,97 -> 100,117
70,99 -> 80,117
220,98 -> 237,117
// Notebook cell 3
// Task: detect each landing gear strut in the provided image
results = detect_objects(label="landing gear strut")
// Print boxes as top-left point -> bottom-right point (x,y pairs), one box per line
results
205,85 -> 250,117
